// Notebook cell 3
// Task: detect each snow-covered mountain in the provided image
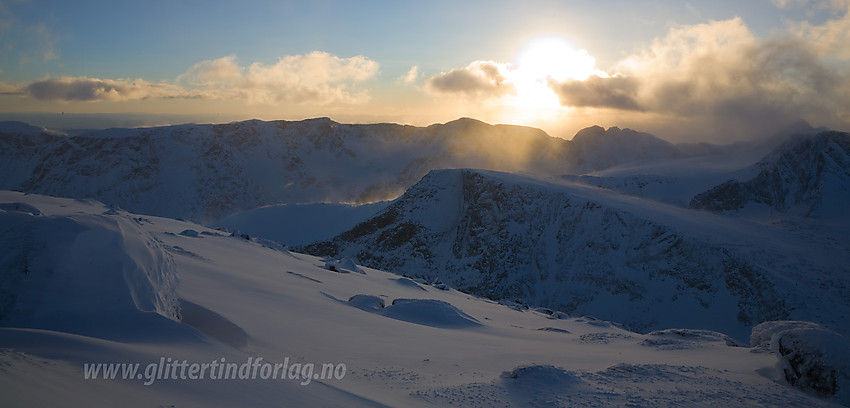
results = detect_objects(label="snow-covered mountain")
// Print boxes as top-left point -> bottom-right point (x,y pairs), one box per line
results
300,168 -> 850,343
690,130 -> 850,222
0,122 -> 68,189
0,118 -> 570,223
2,190 -> 847,407
564,125 -> 679,173
0,118 -> 780,223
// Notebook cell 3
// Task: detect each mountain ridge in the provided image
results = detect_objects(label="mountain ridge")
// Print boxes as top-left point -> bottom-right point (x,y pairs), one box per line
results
300,168 -> 850,342
1,117 -> 776,223
690,130 -> 850,222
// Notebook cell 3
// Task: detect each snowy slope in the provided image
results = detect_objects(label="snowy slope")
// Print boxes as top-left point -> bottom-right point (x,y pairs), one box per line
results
0,195 -> 184,340
300,169 -> 850,343
1,191 -> 846,407
213,201 -> 390,247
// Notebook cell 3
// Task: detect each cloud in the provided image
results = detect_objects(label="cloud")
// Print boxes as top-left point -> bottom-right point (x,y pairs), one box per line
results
179,52 -> 380,104
420,7 -> 850,141
548,17 -> 850,139
32,22 -> 58,62
786,0 -> 850,59
425,61 -> 515,97
770,0 -> 813,8
0,3 -> 61,64
400,66 -> 419,85
182,55 -> 244,86
21,77 -> 196,101
0,79 -> 22,95
5,52 -> 380,105
548,75 -> 641,111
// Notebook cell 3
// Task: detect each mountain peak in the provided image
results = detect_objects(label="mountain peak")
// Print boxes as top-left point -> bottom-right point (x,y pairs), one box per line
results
566,125 -> 676,173
572,125 -> 606,140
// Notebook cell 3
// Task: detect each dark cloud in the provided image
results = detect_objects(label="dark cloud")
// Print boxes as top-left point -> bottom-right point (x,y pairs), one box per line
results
23,77 -> 191,101
549,75 -> 642,111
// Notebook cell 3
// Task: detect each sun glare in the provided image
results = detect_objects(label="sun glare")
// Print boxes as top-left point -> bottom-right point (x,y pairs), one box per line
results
502,37 -> 602,122
517,37 -> 597,82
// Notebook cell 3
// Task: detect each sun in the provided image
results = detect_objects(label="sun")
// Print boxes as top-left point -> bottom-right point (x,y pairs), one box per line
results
501,37 -> 601,118
516,37 -> 598,82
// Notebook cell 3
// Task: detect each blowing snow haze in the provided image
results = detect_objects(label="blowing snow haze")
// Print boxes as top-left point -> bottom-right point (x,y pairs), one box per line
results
2,0 -> 850,406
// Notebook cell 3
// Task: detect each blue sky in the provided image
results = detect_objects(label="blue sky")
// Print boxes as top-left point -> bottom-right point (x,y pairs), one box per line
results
1,0 -> 848,141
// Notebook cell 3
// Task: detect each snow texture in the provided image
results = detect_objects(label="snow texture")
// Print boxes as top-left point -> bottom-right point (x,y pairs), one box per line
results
0,191 -> 844,407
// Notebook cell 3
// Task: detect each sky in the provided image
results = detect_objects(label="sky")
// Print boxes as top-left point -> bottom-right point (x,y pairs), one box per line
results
0,0 -> 848,142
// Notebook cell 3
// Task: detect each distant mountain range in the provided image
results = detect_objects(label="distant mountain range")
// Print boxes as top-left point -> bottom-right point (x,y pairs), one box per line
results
0,117 -> 787,223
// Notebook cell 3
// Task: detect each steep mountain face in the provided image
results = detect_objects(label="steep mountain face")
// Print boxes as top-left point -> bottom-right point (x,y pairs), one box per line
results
690,130 -> 850,221
301,169 -> 850,342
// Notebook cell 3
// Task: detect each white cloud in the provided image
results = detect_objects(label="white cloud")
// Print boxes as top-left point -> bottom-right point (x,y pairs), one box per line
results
787,1 -> 850,59
770,0 -> 813,8
179,52 -> 380,104
33,22 -> 58,62
400,66 -> 419,85
424,61 -> 515,98
5,52 -> 380,105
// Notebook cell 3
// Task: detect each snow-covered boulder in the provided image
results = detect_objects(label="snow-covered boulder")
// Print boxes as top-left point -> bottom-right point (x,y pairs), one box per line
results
751,321 -> 850,404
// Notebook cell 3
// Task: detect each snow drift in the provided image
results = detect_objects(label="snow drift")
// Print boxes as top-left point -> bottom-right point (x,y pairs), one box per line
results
0,192 -> 180,338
